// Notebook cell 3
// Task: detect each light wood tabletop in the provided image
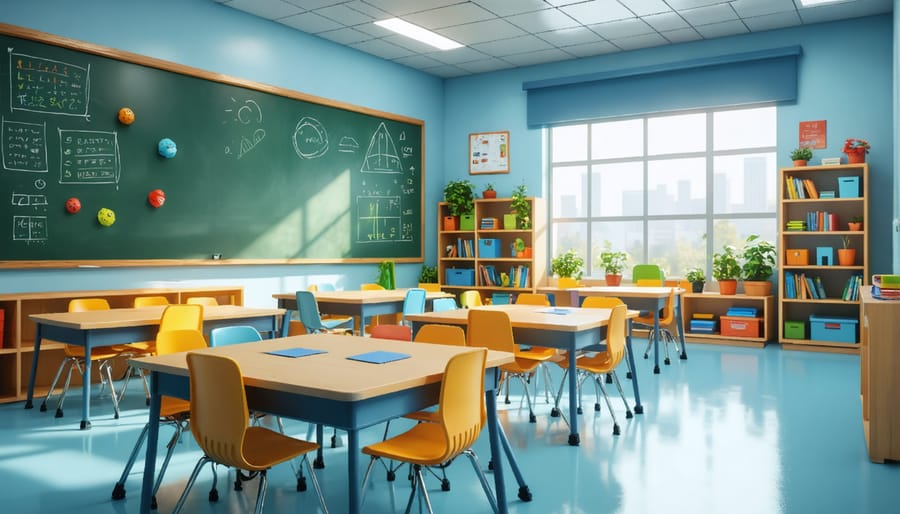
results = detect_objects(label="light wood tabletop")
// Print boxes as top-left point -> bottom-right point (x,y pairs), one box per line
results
29,304 -> 282,329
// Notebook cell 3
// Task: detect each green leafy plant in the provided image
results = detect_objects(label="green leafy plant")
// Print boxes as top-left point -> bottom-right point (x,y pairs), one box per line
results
509,183 -> 531,229
740,234 -> 776,281
551,249 -> 584,280
596,241 -> 628,275
419,264 -> 438,283
443,179 -> 475,217
513,237 -> 526,252
685,266 -> 706,283
712,244 -> 741,281
850,215 -> 864,223
376,260 -> 396,289
484,183 -> 494,192
790,147 -> 812,161
841,235 -> 852,249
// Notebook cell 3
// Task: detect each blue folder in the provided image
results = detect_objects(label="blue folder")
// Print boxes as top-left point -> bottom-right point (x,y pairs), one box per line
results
265,347 -> 327,358
347,350 -> 411,364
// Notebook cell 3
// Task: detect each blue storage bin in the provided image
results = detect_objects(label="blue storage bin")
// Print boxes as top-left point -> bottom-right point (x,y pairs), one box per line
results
478,238 -> 501,258
838,176 -> 860,198
445,268 -> 475,286
491,293 -> 511,305
809,315 -> 858,343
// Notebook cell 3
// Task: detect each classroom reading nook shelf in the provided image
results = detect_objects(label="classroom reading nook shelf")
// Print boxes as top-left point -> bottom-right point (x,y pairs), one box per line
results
0,24 -> 424,267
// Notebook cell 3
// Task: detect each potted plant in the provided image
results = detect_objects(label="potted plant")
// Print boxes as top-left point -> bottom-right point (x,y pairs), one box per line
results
790,147 -> 812,166
685,267 -> 706,293
838,235 -> 856,266
418,264 -> 439,291
443,179 -> 475,231
740,234 -> 776,296
482,183 -> 497,199
596,241 -> 628,286
842,138 -> 870,164
509,183 -> 531,230
848,215 -> 863,231
551,249 -> 584,289
712,244 -> 741,295
512,237 -> 531,258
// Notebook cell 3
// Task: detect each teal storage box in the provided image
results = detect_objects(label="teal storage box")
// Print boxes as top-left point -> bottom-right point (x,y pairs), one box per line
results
478,238 -> 501,258
445,268 -> 475,286
838,176 -> 860,198
784,320 -> 806,339
491,293 -> 511,305
809,315 -> 858,343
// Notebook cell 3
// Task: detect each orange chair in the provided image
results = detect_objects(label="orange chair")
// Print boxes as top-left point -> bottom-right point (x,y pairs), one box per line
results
514,293 -> 559,403
370,324 -> 412,341
186,296 -> 218,306
413,324 -> 466,346
637,288 -> 678,364
133,295 -> 170,307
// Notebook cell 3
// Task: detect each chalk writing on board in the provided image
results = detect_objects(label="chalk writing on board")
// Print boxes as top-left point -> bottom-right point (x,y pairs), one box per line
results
338,136 -> 359,153
361,122 -> 401,174
11,193 -> 47,206
292,117 -> 328,159
9,50 -> 90,118
58,129 -> 120,185
2,118 -> 48,172
223,98 -> 265,159
12,215 -> 48,242
357,195 -> 412,243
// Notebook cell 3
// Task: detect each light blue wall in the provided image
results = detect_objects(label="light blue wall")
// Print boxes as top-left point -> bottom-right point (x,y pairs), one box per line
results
1,3 -> 894,303
443,15 -> 894,275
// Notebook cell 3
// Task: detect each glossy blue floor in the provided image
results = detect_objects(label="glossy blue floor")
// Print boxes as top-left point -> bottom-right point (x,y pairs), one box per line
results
2,342 -> 899,514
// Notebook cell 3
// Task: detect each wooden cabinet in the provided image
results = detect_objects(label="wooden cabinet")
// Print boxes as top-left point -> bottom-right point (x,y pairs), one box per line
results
438,197 -> 545,303
681,293 -> 774,348
0,286 -> 243,403
778,163 -> 868,353
860,286 -> 900,463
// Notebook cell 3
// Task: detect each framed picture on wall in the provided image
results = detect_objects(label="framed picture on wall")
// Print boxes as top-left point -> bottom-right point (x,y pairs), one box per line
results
469,131 -> 509,174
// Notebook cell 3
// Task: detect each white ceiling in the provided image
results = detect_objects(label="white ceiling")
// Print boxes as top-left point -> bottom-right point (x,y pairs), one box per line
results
215,0 -> 892,78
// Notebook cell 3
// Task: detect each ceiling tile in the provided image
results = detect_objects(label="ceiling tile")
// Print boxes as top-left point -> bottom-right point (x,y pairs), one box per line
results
619,0 -> 674,17
743,12 -> 803,32
363,0 -> 461,16
562,40 -> 621,58
730,0 -> 795,18
680,4 -> 740,26
642,12 -> 691,32
590,18 -> 656,40
383,33 -> 456,54
316,27 -> 373,44
455,57 -> 516,74
537,26 -> 607,47
342,1 -> 391,19
421,63 -> 470,78
226,0 -> 304,19
661,27 -> 703,43
392,53 -> 449,69
665,0 -> 727,9
284,0 -> 347,8
471,34 -> 555,57
406,2 -> 497,29
279,11 -> 344,32
314,4 -> 376,25
610,32 -> 670,51
506,9 -> 581,33
562,0 -> 635,25
472,0 -> 549,17
502,48 -> 576,67
349,38 -> 415,59
693,20 -> 750,39
438,18 -> 528,45
424,46 -> 492,65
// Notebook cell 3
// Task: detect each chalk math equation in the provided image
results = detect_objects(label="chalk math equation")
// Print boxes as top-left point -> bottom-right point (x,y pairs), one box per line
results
9,49 -> 90,118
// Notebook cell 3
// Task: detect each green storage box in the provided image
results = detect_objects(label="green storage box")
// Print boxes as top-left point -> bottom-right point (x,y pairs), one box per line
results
460,214 -> 475,231
784,320 -> 806,339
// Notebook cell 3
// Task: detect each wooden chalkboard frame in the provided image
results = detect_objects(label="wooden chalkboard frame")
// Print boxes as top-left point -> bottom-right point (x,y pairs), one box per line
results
0,24 -> 424,268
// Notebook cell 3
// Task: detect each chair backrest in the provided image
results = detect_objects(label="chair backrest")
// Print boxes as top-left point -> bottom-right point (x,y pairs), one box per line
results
414,324 -> 466,346
209,325 -> 262,347
466,309 -> 515,353
295,290 -> 327,333
418,283 -> 442,292
659,288 -> 677,324
133,296 -> 170,308
605,304 -> 628,364
431,297 -> 458,312
69,298 -> 111,312
155,329 -> 208,355
370,324 -> 412,341
434,349 -> 487,462
159,304 -> 203,332
632,264 -> 664,283
636,279 -> 663,287
360,283 -> 385,291
515,293 -> 550,306
402,288 -> 427,318
581,296 -> 624,309
186,296 -> 218,306
186,352 -> 252,469
460,290 -> 483,308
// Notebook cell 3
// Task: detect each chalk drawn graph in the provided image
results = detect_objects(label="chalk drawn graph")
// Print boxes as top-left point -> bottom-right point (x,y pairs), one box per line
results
9,49 -> 90,118
222,98 -> 266,159
361,122 -> 401,174
356,195 -> 413,243
12,215 -> 47,242
2,118 -> 48,172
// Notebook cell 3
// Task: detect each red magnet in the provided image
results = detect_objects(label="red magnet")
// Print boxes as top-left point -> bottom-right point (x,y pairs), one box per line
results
65,197 -> 81,214
148,189 -> 166,208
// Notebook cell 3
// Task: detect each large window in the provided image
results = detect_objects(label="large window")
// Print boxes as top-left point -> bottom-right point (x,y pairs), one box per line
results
549,106 -> 777,281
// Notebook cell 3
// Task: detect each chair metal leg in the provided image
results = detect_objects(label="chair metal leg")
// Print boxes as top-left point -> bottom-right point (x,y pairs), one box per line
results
595,376 -> 621,435
512,373 -> 536,422
463,449 -> 499,514
101,360 -> 121,419
610,371 -> 633,419
172,456 -> 213,514
253,470 -> 268,514
53,358 -> 80,418
40,356 -> 74,413
302,455 -> 329,514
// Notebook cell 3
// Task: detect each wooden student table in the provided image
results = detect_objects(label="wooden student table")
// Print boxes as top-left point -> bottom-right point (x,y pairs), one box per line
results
405,304 -> 641,446
272,288 -> 452,336
129,334 -> 516,514
24,305 -> 282,429
539,286 -> 688,374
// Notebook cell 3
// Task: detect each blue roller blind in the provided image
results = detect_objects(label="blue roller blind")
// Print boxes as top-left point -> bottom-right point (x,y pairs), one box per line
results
523,46 -> 801,127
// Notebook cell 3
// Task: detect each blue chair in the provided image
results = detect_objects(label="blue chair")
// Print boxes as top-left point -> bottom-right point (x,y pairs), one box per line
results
295,291 -> 354,334
401,288 -> 427,326
209,325 -> 262,347
431,297 -> 458,312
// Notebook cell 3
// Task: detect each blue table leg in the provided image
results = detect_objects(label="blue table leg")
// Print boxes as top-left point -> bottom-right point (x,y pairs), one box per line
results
498,423 -> 532,501
348,429 -> 360,514
624,319 -> 643,414
280,309 -> 294,337
485,391 -> 509,513
567,348 -> 580,445
653,300 -> 661,374
676,296 -> 688,359
80,334 -> 93,429
139,372 -> 161,514
24,324 -> 41,409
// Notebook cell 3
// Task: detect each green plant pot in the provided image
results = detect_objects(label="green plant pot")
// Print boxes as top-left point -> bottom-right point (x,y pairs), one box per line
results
503,214 -> 517,230
460,214 -> 475,231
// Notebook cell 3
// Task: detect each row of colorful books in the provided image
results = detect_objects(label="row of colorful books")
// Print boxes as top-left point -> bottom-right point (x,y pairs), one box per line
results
841,274 -> 863,301
804,211 -> 839,232
784,271 -> 826,299
478,264 -> 530,288
785,176 -> 819,199
448,238 -> 474,258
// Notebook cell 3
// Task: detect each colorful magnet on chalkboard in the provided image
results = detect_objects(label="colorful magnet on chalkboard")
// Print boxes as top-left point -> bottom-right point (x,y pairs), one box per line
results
157,138 -> 177,158
65,197 -> 81,214
148,189 -> 166,208
118,107 -> 135,125
97,208 -> 116,227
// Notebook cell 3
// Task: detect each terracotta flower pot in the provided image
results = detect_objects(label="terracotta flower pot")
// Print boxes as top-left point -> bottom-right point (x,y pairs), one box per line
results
718,279 -> 738,295
793,159 -> 808,167
742,280 -> 772,297
605,274 -> 622,286
482,189 -> 497,199
837,248 -> 856,266
845,150 -> 866,164
848,222 -> 862,231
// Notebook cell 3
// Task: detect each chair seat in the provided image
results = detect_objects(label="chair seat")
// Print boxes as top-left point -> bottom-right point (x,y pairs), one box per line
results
362,422 -> 451,466
503,359 -> 542,375
576,353 -> 615,374
160,397 -> 191,418
518,346 -> 557,361
241,426 -> 320,470
404,409 -> 439,423
66,345 -> 133,360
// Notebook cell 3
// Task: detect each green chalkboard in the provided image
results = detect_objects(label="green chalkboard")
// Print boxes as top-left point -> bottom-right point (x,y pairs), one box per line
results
0,24 -> 423,267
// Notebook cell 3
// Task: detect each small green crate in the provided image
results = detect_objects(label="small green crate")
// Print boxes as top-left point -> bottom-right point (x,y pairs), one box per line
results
784,320 -> 806,339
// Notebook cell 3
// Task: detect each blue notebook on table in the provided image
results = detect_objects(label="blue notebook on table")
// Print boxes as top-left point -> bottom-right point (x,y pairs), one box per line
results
265,347 -> 326,358
538,307 -> 571,315
347,350 -> 411,364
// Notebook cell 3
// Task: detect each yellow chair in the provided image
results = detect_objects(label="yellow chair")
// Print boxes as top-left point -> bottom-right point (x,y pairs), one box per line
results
418,283 -> 442,292
360,349 -> 496,514
459,290 -> 482,308
361,283 -> 385,290
413,324 -> 466,346
638,288 -> 679,364
173,352 -> 327,514
40,298 -> 130,419
186,296 -> 218,306
636,278 -> 663,286
514,293 -> 559,403
133,295 -> 170,307
111,329 -> 206,509
159,303 -> 203,332
467,309 -> 550,423
573,304 -> 633,435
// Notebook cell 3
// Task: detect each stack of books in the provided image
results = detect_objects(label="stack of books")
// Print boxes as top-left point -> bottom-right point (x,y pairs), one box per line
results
786,220 -> 807,231
726,307 -> 758,317
689,312 -> 717,334
872,274 -> 900,299
784,271 -> 826,299
480,217 -> 497,229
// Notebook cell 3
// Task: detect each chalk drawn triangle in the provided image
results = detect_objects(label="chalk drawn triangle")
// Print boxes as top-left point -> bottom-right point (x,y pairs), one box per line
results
361,122 -> 401,174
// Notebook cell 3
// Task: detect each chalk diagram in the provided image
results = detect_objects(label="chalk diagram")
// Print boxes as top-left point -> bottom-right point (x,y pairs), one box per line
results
357,194 -> 409,243
223,98 -> 266,159
361,122 -> 401,174
292,117 -> 328,159
9,50 -> 91,119
58,129 -> 120,185
10,178 -> 50,244
338,136 -> 359,153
